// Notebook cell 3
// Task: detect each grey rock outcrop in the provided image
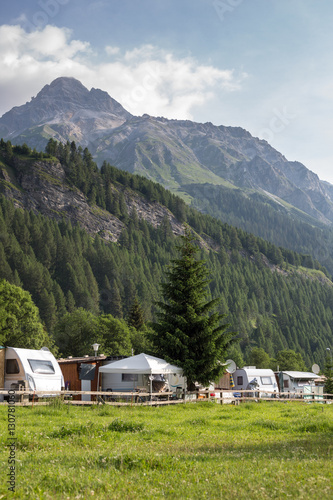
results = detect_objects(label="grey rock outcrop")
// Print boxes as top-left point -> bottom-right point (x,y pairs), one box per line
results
0,155 -> 183,242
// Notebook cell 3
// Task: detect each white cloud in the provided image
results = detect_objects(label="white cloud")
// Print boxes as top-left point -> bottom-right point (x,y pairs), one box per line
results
0,24 -> 245,120
105,45 -> 120,56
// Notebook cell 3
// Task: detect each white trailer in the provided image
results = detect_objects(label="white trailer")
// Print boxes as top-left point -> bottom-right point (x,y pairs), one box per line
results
2,347 -> 64,396
233,367 -> 278,398
278,371 -> 320,396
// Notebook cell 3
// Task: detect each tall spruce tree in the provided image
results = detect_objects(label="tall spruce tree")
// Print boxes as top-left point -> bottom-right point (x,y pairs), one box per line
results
127,296 -> 145,330
324,354 -> 333,398
150,225 -> 236,389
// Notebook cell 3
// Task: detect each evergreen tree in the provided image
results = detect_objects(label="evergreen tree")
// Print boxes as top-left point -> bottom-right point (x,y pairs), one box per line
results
127,296 -> 145,330
324,353 -> 333,398
109,279 -> 123,319
150,225 -> 236,389
38,288 -> 57,332
66,290 -> 76,313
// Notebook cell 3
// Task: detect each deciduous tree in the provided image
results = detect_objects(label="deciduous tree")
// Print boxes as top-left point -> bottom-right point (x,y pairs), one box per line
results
275,349 -> 307,371
0,279 -> 50,349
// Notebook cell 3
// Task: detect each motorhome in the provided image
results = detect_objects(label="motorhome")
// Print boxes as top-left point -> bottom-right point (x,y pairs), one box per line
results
233,367 -> 278,398
1,346 -> 64,397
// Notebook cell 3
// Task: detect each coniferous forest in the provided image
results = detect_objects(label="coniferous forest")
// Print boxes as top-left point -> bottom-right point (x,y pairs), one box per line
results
0,139 -> 333,368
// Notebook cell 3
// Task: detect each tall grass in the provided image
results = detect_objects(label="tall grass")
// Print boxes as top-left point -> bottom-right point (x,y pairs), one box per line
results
0,401 -> 332,499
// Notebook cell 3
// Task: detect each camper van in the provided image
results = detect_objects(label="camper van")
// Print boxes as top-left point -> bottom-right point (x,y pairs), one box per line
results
233,367 -> 278,398
1,347 -> 64,397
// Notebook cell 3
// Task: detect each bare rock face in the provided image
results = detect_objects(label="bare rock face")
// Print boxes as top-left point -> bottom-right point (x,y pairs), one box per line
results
0,77 -> 132,146
1,76 -> 333,225
0,156 -> 183,242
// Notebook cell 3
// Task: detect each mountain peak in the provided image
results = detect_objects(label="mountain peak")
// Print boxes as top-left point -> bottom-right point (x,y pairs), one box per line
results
35,77 -> 90,107
50,76 -> 85,87
0,76 -> 132,143
38,76 -> 89,96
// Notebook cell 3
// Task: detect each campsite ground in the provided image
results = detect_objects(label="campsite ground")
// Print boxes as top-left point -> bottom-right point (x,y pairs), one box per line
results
0,401 -> 332,499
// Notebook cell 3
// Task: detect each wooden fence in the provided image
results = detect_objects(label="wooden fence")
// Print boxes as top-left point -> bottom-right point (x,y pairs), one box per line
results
0,388 -> 332,406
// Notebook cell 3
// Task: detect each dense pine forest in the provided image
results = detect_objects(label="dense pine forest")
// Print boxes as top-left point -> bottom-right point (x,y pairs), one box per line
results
186,182 -> 333,275
0,139 -> 333,368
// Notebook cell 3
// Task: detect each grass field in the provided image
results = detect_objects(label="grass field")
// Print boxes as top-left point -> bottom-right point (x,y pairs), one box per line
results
1,400 -> 332,499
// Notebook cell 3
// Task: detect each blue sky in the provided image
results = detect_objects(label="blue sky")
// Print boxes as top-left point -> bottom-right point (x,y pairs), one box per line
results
1,0 -> 333,182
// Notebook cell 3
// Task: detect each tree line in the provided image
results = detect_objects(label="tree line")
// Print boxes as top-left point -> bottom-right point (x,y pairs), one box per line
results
0,139 -> 332,368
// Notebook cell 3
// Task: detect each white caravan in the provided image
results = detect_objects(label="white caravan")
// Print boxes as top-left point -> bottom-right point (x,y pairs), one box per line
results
233,367 -> 278,398
2,347 -> 64,396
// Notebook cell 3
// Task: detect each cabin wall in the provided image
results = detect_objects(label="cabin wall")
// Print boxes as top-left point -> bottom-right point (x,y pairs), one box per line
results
59,360 -> 102,400
215,373 -> 232,390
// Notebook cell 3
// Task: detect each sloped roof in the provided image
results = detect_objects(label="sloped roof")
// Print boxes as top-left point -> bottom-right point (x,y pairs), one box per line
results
99,353 -> 183,375
237,368 -> 275,378
282,371 -> 320,379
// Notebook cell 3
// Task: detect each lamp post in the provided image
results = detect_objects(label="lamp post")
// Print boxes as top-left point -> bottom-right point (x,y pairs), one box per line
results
92,343 -> 100,357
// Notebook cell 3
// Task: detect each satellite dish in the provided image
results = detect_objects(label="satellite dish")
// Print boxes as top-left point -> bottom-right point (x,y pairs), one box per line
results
41,347 -> 50,351
225,359 -> 236,374
312,363 -> 320,374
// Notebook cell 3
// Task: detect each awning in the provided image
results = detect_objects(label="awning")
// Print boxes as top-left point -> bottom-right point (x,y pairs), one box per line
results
99,353 -> 183,375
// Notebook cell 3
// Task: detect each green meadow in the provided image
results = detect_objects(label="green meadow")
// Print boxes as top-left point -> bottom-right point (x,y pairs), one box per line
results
1,401 -> 332,499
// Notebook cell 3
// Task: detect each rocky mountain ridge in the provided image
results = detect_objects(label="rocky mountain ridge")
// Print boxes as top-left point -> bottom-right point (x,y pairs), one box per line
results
0,77 -> 131,148
1,76 -> 333,226
0,152 -> 183,243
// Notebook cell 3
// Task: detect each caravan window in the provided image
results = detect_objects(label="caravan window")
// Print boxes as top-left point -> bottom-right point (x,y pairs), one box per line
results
6,359 -> 20,374
122,374 -> 138,382
260,377 -> 272,385
28,359 -> 55,374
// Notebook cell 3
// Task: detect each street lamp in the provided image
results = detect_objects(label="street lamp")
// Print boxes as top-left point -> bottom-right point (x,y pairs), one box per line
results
92,343 -> 100,357
327,347 -> 332,364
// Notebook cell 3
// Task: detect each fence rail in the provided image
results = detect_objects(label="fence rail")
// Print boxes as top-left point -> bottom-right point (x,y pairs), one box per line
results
0,388 -> 332,406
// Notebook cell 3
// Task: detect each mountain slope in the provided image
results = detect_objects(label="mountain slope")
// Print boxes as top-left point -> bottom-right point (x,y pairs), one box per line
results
0,145 -> 183,243
96,116 -> 333,224
1,77 -> 333,261
0,142 -> 333,368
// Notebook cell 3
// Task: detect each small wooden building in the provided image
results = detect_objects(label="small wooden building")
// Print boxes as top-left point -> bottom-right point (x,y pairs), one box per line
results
215,372 -> 233,390
58,355 -> 125,401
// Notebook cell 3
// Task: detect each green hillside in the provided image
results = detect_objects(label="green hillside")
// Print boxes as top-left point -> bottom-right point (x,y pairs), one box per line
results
186,182 -> 333,274
0,139 -> 332,367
